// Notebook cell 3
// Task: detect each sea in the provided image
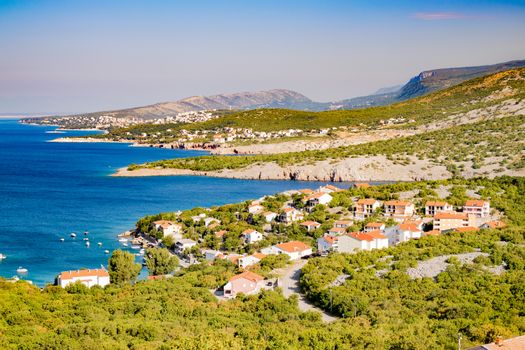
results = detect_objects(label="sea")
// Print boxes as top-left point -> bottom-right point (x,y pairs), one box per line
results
0,119 -> 355,286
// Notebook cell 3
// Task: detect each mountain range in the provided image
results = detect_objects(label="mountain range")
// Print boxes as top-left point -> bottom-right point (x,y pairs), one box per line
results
23,59 -> 525,125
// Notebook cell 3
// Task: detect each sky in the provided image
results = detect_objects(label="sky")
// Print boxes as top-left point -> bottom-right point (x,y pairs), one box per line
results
1,0 -> 525,114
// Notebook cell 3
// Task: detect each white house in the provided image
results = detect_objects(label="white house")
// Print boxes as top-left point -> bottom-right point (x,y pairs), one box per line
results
262,211 -> 278,223
424,201 -> 453,216
204,217 -> 221,227
463,200 -> 490,218
334,220 -> 354,229
366,230 -> 389,249
242,229 -> 263,244
248,203 -> 264,214
175,238 -> 197,252
354,199 -> 380,220
337,233 -> 374,252
364,222 -> 385,233
386,223 -> 422,245
275,241 -> 312,260
152,220 -> 182,239
57,268 -> 110,288
328,227 -> 347,236
237,253 -> 266,269
303,192 -> 333,208
278,208 -> 304,224
433,212 -> 473,232
317,235 -> 339,253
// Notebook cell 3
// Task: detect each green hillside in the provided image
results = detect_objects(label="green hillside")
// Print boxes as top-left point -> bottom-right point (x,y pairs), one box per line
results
1,177 -> 524,349
104,68 -> 525,141
128,114 -> 525,176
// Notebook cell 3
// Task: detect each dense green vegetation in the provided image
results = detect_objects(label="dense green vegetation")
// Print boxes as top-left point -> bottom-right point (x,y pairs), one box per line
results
0,177 -> 524,348
129,114 -> 525,175
107,68 -> 524,143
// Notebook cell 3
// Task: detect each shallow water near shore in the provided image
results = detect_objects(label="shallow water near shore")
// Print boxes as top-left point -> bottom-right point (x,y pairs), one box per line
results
0,119 -> 359,286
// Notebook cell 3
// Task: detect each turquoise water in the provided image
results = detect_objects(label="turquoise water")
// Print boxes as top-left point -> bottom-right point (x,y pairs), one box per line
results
0,119 -> 353,286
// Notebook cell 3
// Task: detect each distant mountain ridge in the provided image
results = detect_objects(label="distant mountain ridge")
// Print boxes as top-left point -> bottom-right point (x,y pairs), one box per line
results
21,59 -> 525,128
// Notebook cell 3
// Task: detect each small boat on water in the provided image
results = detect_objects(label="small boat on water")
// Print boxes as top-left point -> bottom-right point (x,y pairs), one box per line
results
104,249 -> 110,254
84,231 -> 89,235
16,266 -> 28,274
118,238 -> 128,243
60,238 -> 65,242
139,249 -> 145,254
97,242 -> 103,246
70,233 -> 77,238
131,244 -> 141,250
85,241 -> 90,247
122,242 -> 129,247
83,237 -> 89,241
0,253 -> 6,260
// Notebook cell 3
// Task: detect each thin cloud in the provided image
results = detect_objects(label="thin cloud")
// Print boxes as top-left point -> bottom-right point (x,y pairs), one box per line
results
413,12 -> 467,21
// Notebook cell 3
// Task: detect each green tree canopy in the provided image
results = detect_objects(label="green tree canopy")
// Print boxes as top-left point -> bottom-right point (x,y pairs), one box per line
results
108,250 -> 142,285
145,248 -> 179,276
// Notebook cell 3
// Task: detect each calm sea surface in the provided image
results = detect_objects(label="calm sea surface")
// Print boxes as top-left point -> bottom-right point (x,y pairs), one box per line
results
0,119 -> 354,286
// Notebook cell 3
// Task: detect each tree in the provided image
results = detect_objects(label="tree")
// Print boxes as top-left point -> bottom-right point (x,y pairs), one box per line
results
145,248 -> 179,276
108,250 -> 142,285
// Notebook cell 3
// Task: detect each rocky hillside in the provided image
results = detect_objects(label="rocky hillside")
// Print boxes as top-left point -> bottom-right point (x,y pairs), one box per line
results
338,59 -> 525,109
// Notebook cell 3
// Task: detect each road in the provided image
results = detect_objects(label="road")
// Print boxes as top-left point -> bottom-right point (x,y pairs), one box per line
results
276,259 -> 339,323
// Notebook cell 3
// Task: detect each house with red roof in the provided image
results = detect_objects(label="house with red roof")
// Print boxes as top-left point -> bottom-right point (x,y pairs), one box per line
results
318,184 -> 343,193
463,199 -> 490,218
275,241 -> 312,260
242,229 -> 263,244
152,220 -> 183,239
223,271 -> 265,298
278,207 -> 304,224
433,212 -> 474,232
303,192 -> 333,208
480,220 -> 507,230
57,268 -> 110,288
334,220 -> 354,229
328,227 -> 347,236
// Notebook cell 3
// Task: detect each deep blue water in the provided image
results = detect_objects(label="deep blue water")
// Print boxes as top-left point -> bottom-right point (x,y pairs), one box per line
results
0,119 -> 353,286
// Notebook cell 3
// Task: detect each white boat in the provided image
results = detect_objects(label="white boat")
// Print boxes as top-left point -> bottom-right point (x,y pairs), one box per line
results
104,249 -> 110,254
122,242 -> 128,247
70,233 -> 77,238
84,231 -> 89,235
0,253 -> 6,260
83,237 -> 89,241
131,244 -> 141,250
85,241 -> 90,247
118,238 -> 128,243
60,238 -> 65,242
16,266 -> 28,274
97,242 -> 103,246
139,249 -> 145,254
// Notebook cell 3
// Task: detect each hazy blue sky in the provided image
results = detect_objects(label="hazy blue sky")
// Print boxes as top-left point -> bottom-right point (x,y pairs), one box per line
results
1,0 -> 525,114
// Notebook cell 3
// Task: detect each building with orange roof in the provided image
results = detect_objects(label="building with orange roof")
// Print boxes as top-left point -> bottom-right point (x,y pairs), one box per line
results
468,335 -> 525,350
278,207 -> 304,224
328,227 -> 347,236
238,254 -> 264,269
248,203 -> 264,214
57,268 -> 110,288
214,230 -> 227,238
299,188 -> 314,195
384,200 -> 415,221
262,211 -> 278,223
423,229 -> 441,237
275,241 -> 312,260
338,232 -> 375,252
318,184 -> 343,193
424,200 -> 453,216
223,271 -> 265,298
354,198 -> 380,220
463,199 -> 490,218
299,220 -> 321,232
433,212 -> 473,232
304,192 -> 333,209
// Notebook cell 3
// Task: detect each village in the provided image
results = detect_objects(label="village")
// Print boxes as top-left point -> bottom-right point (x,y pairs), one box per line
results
55,181 -> 506,302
